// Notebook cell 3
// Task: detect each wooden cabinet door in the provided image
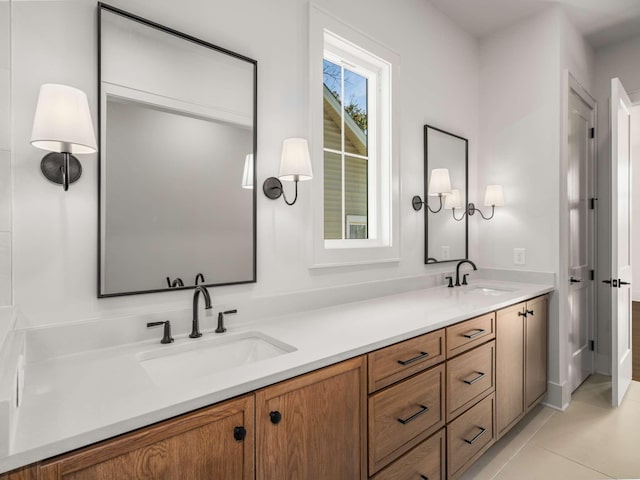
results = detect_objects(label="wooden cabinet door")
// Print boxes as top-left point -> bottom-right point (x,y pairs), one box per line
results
525,295 -> 548,410
256,356 -> 367,480
38,395 -> 254,480
0,466 -> 36,480
496,302 -> 525,438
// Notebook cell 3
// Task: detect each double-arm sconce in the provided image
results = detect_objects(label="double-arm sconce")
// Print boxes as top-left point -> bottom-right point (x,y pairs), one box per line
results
447,184 -> 505,221
412,168 -> 504,221
30,84 -> 97,191
263,138 -> 313,206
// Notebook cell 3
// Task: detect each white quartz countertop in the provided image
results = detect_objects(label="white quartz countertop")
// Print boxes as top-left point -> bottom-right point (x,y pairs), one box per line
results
0,280 -> 553,473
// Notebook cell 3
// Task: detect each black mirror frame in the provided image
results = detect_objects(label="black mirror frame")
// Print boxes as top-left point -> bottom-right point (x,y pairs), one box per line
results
97,3 -> 258,297
423,124 -> 469,264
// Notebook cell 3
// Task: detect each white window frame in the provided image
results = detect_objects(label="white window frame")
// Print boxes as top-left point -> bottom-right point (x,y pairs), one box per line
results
309,4 -> 400,268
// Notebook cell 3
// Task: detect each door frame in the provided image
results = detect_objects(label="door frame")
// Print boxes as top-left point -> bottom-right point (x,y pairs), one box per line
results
561,72 -> 597,404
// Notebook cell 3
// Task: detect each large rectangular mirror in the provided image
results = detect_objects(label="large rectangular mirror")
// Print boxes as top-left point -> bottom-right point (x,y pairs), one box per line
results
424,125 -> 468,263
98,4 -> 257,297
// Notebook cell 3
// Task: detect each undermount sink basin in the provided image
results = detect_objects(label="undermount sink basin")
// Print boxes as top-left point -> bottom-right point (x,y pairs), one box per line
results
138,331 -> 296,386
463,285 -> 516,296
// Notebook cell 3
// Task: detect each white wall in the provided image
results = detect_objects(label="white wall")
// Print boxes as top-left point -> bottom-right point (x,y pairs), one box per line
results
10,0 -> 479,327
477,6 -> 594,409
594,33 -> 640,375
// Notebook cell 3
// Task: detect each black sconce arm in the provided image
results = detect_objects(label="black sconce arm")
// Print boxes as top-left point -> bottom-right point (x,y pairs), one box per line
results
411,194 -> 444,213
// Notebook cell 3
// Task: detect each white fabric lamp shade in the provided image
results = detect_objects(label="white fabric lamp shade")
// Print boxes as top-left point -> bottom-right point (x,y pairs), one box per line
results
278,138 -> 313,182
428,168 -> 452,196
242,153 -> 254,189
484,184 -> 505,207
30,84 -> 97,155
444,189 -> 462,209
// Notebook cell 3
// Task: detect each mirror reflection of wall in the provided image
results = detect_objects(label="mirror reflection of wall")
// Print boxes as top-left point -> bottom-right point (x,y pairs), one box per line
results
425,125 -> 468,263
99,6 -> 257,296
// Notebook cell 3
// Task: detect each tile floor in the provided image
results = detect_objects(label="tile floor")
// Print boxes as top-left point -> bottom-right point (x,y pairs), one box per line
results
461,375 -> 640,479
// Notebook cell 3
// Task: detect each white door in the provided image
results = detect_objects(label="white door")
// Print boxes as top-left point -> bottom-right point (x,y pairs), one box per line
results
568,82 -> 595,392
611,77 -> 633,407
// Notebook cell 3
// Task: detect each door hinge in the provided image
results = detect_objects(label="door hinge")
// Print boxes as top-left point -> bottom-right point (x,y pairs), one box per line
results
590,198 -> 597,210
590,270 -> 595,281
589,127 -> 595,139
590,340 -> 595,351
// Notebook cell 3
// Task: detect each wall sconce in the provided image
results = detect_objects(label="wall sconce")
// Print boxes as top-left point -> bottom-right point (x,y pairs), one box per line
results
449,185 -> 505,221
242,153 -> 254,189
412,168 -> 451,213
30,84 -> 97,191
263,138 -> 313,206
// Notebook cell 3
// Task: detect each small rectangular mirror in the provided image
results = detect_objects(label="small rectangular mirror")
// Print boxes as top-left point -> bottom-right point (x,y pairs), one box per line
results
424,125 -> 468,263
98,4 -> 257,296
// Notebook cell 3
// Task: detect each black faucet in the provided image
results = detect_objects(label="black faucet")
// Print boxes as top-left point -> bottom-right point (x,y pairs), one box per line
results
216,309 -> 238,333
147,321 -> 174,344
455,260 -> 477,286
190,285 -> 212,338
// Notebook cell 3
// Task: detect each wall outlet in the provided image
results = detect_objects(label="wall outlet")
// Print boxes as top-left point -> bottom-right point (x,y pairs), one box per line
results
441,246 -> 450,260
513,248 -> 526,265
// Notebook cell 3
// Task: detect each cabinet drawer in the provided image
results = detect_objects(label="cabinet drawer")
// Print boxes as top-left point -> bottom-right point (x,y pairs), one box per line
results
369,364 -> 445,475
446,313 -> 495,358
368,329 -> 445,392
372,428 -> 445,480
447,340 -> 495,421
447,394 -> 495,480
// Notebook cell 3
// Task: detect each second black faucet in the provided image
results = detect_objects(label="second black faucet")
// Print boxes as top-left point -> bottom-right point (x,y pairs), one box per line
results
454,259 -> 478,287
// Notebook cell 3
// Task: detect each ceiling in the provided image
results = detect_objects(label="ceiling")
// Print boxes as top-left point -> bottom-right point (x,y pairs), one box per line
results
428,0 -> 640,48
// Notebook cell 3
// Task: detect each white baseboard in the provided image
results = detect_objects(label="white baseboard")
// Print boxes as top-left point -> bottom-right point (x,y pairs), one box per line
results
544,380 -> 570,411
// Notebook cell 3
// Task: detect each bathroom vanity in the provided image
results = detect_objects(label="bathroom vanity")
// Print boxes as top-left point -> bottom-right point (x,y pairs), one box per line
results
0,281 -> 551,480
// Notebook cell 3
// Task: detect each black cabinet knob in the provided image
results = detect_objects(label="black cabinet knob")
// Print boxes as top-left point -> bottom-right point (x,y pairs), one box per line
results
233,426 -> 246,441
270,411 -> 282,424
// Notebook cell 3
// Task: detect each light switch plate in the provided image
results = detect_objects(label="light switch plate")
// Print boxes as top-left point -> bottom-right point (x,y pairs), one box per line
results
441,246 -> 450,260
513,248 -> 526,265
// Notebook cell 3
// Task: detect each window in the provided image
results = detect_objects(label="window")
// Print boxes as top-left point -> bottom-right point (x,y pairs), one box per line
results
322,30 -> 391,248
323,54 -> 371,240
309,7 -> 399,267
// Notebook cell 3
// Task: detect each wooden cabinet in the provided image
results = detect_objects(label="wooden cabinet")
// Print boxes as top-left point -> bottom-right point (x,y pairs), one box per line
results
2,293 -> 549,480
447,394 -> 495,480
525,295 -> 548,411
38,395 -> 254,480
255,356 -> 367,480
496,295 -> 548,438
446,341 -> 495,421
496,302 -> 526,437
371,428 -> 445,480
368,329 -> 445,392
446,312 -> 495,358
369,364 -> 445,474
0,466 -> 36,480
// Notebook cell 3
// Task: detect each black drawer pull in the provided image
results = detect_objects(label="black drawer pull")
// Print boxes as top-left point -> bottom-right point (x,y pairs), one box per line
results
397,405 -> 429,425
420,476 -> 429,480
464,426 -> 487,444
462,328 -> 485,339
527,309 -> 534,316
463,371 -> 486,385
397,351 -> 429,366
